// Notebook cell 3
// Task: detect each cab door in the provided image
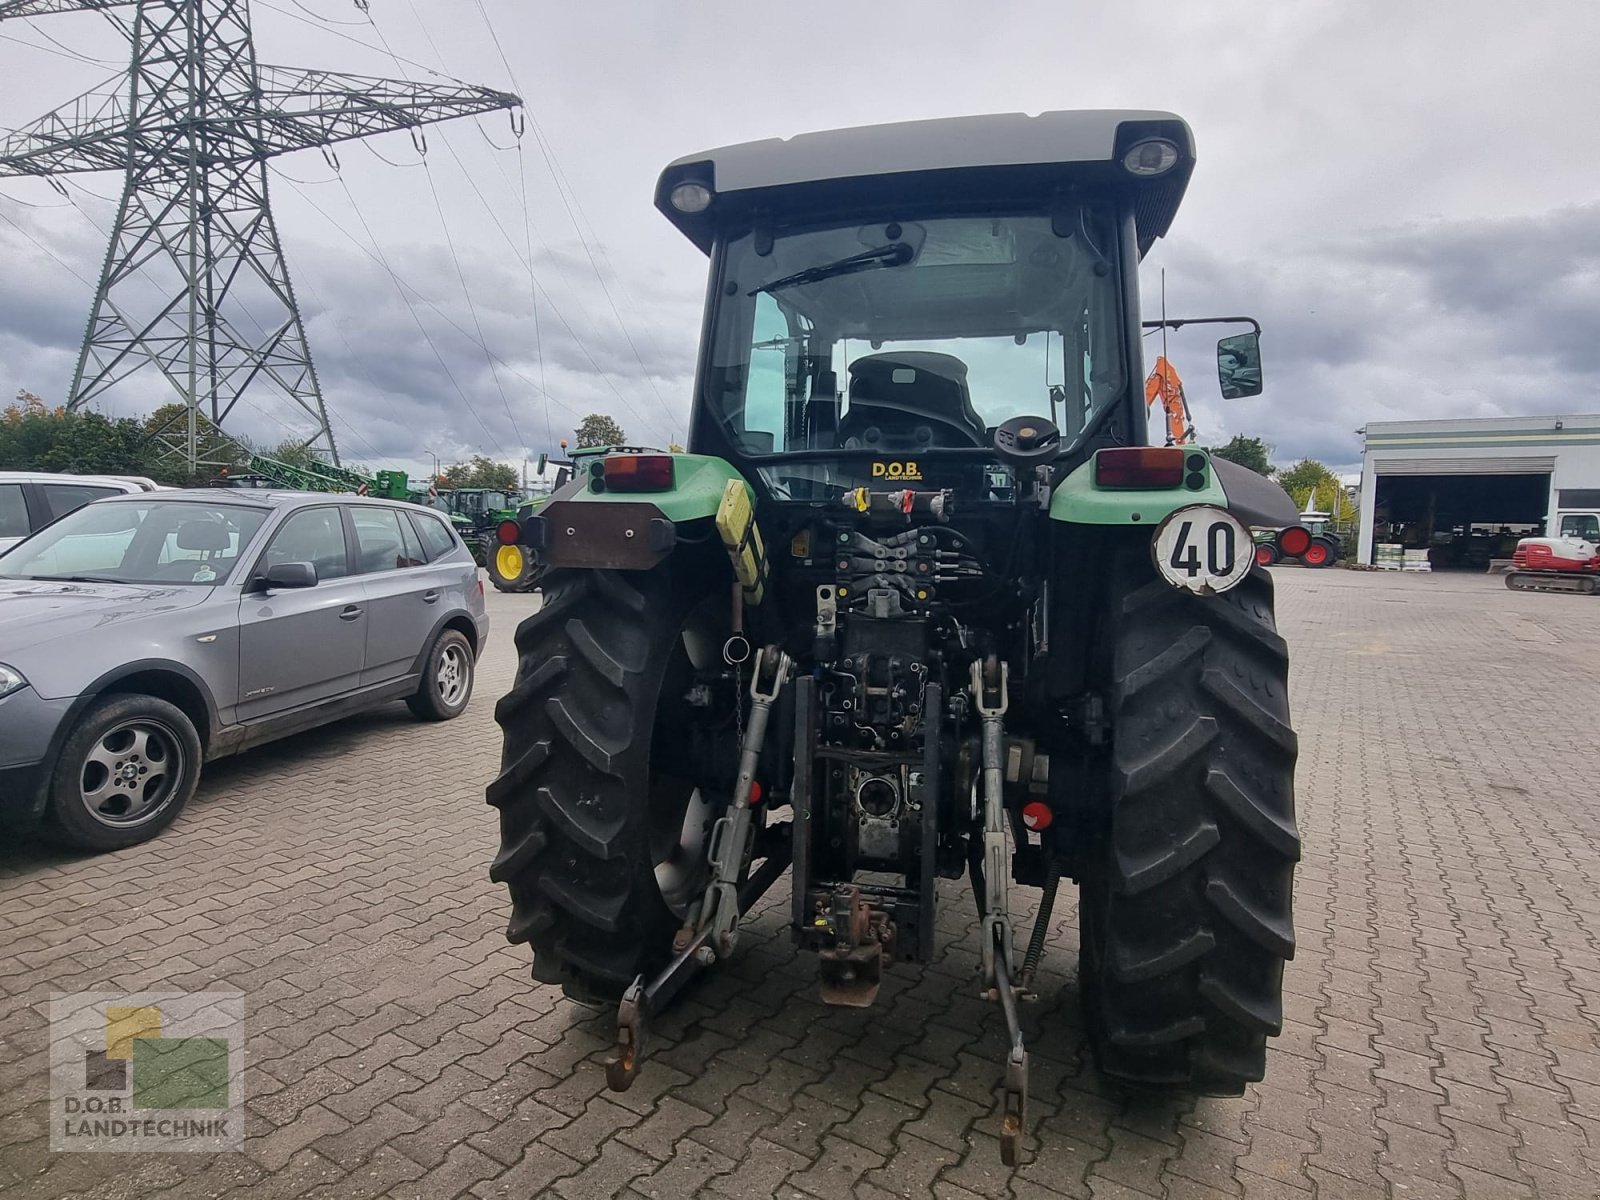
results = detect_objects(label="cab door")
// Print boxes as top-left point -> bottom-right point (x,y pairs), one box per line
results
236,505 -> 367,721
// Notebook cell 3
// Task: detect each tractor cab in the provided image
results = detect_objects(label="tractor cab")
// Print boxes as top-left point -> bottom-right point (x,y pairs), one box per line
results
658,111 -> 1218,502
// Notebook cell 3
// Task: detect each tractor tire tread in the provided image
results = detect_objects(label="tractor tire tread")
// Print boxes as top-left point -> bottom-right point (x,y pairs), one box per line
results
1085,557 -> 1298,1094
488,566 -> 690,1004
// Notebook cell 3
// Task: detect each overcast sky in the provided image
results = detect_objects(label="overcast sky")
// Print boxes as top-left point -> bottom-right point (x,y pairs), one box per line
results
2,0 -> 1597,479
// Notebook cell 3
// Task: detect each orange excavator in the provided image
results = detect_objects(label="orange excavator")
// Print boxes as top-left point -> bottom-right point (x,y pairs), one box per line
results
1145,356 -> 1195,445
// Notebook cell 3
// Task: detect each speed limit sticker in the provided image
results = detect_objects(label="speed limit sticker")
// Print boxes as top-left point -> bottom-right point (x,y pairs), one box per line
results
1152,505 -> 1253,596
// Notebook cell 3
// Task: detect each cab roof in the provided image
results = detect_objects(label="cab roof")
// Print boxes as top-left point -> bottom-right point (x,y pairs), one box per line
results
656,110 -> 1195,257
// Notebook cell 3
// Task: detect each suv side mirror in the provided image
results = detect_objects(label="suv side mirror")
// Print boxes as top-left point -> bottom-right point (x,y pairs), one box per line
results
1217,332 -> 1264,399
261,562 -> 318,590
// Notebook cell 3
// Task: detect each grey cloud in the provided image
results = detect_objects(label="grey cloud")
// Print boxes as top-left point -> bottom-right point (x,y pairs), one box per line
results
5,0 -> 1599,481
1148,202 -> 1600,473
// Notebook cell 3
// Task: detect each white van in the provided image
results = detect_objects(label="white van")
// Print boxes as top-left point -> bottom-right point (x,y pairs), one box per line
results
0,472 -> 149,554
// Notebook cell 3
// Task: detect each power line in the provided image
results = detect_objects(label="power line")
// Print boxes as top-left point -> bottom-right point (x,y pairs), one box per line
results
517,138 -> 551,451
422,155 -> 527,454
0,205 -> 91,283
437,132 -> 674,446
466,0 -> 677,433
254,0 -> 465,84
273,168 -> 610,441
333,172 -> 501,455
358,0 -> 671,447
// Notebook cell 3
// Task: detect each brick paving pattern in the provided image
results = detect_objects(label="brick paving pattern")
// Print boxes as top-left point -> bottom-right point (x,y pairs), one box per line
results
2,568 -> 1598,1198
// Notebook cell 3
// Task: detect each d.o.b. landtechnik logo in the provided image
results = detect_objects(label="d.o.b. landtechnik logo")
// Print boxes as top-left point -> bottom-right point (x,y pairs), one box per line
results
49,991 -> 244,1152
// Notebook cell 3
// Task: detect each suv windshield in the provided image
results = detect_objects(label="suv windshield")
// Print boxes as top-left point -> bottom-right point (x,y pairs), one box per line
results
705,209 -> 1127,498
0,500 -> 269,586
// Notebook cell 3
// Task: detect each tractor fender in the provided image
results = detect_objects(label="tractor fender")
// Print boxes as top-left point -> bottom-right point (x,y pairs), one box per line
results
512,454 -> 753,572
1049,448 -> 1298,530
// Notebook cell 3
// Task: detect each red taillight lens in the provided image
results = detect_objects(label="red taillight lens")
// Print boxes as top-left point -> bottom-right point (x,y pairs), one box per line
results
496,520 -> 521,545
1277,526 -> 1312,557
1094,447 -> 1186,489
603,454 -> 675,492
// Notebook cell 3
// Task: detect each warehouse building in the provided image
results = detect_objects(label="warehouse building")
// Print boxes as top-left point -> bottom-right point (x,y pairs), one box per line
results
1357,415 -> 1600,568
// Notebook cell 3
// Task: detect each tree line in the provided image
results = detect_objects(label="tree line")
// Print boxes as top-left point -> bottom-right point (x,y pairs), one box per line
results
0,391 -> 639,492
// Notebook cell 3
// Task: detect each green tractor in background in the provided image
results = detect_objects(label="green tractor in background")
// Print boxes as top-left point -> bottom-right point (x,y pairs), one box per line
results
488,111 -> 1302,1165
485,450 -> 580,592
432,487 -> 526,574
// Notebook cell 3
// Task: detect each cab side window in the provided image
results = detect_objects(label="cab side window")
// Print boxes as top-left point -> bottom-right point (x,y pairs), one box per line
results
1559,515 -> 1599,541
409,512 -> 458,562
262,508 -> 349,581
350,507 -> 414,574
43,484 -> 122,521
0,484 -> 27,539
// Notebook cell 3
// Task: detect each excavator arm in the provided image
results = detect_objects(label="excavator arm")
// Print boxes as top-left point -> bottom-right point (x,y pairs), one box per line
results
1144,356 -> 1194,446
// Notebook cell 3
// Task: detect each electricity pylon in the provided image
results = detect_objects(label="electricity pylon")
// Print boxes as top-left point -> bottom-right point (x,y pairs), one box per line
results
0,0 -> 520,469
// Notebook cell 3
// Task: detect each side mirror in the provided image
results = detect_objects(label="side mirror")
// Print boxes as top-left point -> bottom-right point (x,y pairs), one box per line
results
536,453 -> 549,474
260,561 -> 318,590
1217,332 -> 1264,399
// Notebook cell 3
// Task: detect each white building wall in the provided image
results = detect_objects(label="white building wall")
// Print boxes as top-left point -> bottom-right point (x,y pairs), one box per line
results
1357,415 -> 1600,565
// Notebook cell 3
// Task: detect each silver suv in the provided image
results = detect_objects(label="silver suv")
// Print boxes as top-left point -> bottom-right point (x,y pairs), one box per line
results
0,490 -> 489,851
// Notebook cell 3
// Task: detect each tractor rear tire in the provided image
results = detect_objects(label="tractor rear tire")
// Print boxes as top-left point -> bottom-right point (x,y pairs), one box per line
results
487,560 -> 731,1004
1301,537 -> 1335,568
488,542 -> 536,593
1080,546 -> 1299,1094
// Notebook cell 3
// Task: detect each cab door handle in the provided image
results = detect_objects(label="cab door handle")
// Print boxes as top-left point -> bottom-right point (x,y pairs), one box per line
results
339,605 -> 364,621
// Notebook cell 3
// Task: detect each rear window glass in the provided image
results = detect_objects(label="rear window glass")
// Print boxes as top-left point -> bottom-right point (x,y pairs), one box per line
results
409,511 -> 458,562
350,507 -> 416,574
43,484 -> 122,521
0,484 -> 27,539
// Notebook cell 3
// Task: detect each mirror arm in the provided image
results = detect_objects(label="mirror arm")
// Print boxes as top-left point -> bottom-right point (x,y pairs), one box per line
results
1142,316 -> 1262,335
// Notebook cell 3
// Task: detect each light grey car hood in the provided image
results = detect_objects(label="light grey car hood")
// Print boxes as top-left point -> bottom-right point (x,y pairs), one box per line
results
0,579 -> 212,652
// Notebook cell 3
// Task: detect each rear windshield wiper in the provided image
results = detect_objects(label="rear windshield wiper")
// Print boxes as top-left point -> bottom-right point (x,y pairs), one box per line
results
749,242 -> 913,296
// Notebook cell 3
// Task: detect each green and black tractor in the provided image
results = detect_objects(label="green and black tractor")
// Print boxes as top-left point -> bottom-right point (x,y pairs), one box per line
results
485,455 -> 576,592
488,110 -> 1301,1164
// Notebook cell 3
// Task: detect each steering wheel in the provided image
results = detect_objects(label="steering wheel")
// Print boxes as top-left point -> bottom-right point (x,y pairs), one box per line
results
992,415 -> 1062,467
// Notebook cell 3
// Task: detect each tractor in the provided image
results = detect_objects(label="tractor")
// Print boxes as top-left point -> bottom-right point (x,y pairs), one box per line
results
486,454 -> 578,593
487,111 -> 1302,1164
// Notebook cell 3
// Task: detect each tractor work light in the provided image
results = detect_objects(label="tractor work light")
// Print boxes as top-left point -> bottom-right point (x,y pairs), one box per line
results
1122,138 -> 1180,177
669,181 -> 713,213
1094,447 -> 1186,489
1277,526 -> 1312,557
496,519 -> 522,546
602,454 -> 676,492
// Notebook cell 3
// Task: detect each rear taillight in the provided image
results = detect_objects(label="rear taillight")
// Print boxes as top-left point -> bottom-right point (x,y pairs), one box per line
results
1094,447 -> 1185,489
1277,526 -> 1312,557
497,520 -> 521,545
600,454 -> 675,492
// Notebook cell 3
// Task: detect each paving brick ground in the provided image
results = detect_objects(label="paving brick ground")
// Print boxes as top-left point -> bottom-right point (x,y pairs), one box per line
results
3,568 -> 1598,1198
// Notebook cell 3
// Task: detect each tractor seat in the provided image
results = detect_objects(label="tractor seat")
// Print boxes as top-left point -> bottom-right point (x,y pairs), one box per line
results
839,352 -> 988,451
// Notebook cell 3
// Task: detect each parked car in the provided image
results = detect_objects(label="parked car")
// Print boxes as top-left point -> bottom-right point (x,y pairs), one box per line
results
0,472 -> 150,554
0,490 -> 489,851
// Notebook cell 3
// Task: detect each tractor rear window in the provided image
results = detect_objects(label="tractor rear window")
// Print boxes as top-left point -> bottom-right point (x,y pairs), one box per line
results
706,210 -> 1126,498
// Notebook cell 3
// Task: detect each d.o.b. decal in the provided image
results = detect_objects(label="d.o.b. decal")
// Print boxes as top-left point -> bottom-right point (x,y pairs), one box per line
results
871,461 -> 923,481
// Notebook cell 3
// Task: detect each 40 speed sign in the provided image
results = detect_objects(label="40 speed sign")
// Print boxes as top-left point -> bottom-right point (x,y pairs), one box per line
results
1151,504 -> 1254,596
